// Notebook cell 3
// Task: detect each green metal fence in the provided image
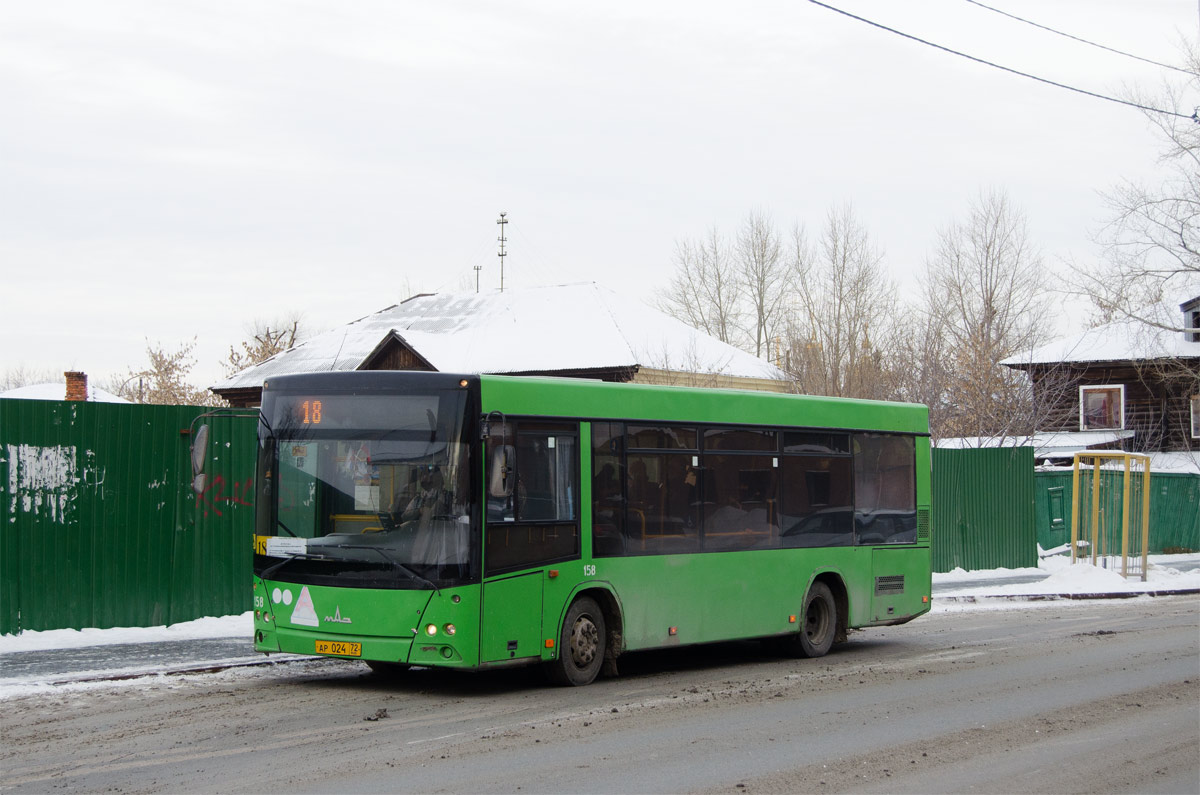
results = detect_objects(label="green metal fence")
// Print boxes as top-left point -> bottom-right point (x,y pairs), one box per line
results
931,447 -> 1037,573
1035,469 -> 1200,555
1,399 -> 257,635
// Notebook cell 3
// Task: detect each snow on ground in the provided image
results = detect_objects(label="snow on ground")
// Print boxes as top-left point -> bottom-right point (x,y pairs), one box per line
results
0,657 -> 338,701
931,552 -> 1200,605
0,612 -> 253,654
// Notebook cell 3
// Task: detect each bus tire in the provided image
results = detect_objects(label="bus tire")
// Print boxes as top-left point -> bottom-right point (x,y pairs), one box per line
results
547,596 -> 606,686
798,581 -> 837,658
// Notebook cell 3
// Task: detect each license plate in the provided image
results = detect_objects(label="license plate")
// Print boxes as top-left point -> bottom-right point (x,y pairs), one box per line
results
315,640 -> 361,657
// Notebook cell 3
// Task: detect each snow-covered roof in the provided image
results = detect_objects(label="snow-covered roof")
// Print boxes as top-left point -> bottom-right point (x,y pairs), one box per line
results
213,283 -> 785,390
1146,451 -> 1200,475
1003,280 -> 1200,367
938,433 -> 1200,473
936,430 -> 1135,458
0,383 -> 130,403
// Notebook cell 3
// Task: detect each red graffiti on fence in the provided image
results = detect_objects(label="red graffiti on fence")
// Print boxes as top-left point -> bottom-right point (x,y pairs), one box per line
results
195,474 -> 254,517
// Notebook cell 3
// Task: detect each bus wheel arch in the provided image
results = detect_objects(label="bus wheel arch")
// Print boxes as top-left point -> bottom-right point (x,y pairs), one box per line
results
584,586 -> 624,676
814,572 -> 849,645
546,586 -> 623,685
799,580 -> 835,657
781,573 -> 846,658
546,595 -> 606,686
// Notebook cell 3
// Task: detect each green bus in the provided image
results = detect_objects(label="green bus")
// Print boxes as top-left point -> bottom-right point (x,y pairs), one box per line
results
249,371 -> 931,686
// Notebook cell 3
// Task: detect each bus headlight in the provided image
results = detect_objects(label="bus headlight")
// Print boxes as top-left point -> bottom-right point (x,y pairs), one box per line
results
425,624 -> 438,636
443,624 -> 456,636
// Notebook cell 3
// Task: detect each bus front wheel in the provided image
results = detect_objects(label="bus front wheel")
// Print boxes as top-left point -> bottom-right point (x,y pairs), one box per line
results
547,596 -> 606,686
787,581 -> 836,658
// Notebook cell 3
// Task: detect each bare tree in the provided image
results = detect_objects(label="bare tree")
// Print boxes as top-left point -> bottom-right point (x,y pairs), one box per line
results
890,308 -> 954,430
656,227 -> 743,347
112,339 -> 224,406
223,314 -> 304,377
1062,42 -> 1200,454
923,189 -> 1051,441
784,204 -> 899,400
735,210 -> 788,358
1079,42 -> 1199,327
1,365 -> 60,392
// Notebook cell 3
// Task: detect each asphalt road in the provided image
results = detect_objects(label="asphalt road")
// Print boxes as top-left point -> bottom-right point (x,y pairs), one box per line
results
2,597 -> 1197,794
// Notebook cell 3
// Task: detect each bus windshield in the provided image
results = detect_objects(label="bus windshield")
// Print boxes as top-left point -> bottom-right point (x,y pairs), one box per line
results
255,390 -> 475,588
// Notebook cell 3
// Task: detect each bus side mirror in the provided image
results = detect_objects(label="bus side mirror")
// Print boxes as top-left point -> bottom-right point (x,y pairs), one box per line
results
488,445 -> 515,498
191,424 -> 210,494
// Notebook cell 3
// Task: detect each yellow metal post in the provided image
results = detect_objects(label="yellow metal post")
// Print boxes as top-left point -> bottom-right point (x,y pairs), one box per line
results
1121,456 -> 1131,578
1070,451 -> 1152,580
1090,456 -> 1101,566
1140,455 -> 1152,582
1070,455 -> 1081,564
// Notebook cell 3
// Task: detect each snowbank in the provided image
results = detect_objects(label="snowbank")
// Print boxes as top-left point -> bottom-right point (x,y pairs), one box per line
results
932,553 -> 1200,600
0,612 -> 253,654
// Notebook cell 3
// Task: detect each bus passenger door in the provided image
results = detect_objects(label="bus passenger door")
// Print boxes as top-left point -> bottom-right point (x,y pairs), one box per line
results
481,572 -> 544,663
480,420 -> 581,664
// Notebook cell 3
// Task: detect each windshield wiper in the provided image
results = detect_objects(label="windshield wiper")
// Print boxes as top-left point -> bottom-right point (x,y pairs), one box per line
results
276,519 -> 298,538
327,544 -> 440,593
260,552 -> 327,581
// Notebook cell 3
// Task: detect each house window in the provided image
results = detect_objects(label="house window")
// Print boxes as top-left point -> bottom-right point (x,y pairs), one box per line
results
1184,297 -> 1200,343
1080,385 -> 1124,431
1192,396 -> 1199,439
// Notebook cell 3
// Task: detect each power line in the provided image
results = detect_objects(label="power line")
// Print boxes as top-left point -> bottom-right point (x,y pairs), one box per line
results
428,233 -> 495,294
962,0 -> 1192,76
805,0 -> 1197,122
507,222 -> 560,286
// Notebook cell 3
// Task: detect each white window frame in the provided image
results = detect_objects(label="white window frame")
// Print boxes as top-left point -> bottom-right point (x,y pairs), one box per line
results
1191,395 -> 1199,440
1079,384 -> 1125,431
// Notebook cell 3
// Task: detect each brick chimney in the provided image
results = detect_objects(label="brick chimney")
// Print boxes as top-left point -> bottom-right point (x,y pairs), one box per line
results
64,371 -> 88,401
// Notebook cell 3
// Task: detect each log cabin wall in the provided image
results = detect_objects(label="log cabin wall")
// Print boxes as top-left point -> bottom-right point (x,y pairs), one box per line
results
368,346 -> 435,372
1027,361 -> 1198,452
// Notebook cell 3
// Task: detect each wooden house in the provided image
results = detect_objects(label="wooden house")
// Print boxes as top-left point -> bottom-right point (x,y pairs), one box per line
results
1002,287 -> 1200,453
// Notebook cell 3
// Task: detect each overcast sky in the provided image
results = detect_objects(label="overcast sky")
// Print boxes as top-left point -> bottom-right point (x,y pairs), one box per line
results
2,0 -> 1196,389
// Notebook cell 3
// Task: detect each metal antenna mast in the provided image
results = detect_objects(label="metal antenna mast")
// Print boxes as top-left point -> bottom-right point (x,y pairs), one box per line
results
496,211 -> 508,292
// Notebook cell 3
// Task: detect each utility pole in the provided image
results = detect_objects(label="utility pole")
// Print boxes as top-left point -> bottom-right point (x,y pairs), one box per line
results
496,211 -> 508,292
473,263 -> 482,293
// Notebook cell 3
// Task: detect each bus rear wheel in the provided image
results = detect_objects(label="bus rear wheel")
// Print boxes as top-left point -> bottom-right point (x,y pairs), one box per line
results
784,581 -> 836,658
546,596 -> 606,686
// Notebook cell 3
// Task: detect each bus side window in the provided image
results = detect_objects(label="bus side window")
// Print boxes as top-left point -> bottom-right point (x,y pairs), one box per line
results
591,422 -> 625,557
778,455 -> 853,548
701,453 -> 777,551
485,421 -> 580,574
515,431 -> 576,522
853,434 -> 917,545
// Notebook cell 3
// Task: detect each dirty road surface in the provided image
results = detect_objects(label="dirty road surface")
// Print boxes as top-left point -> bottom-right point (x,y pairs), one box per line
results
3,597 -> 1197,794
